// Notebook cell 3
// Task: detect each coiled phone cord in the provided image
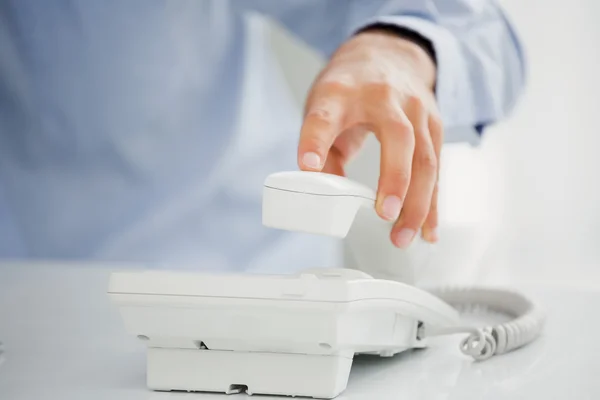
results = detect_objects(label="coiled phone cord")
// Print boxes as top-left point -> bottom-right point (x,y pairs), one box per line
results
422,287 -> 546,361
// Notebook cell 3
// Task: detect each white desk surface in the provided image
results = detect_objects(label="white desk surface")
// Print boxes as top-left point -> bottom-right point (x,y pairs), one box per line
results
0,262 -> 597,400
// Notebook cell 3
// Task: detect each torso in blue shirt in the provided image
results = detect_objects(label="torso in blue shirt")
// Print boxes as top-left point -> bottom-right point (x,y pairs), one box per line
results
0,0 -> 341,271
1,0 -> 519,271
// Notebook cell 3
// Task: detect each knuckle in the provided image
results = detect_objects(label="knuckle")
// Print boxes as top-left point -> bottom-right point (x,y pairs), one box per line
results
319,80 -> 354,95
306,108 -> 335,125
383,169 -> 411,190
406,94 -> 425,111
364,82 -> 396,99
415,149 -> 437,172
387,117 -> 414,140
399,126 -> 416,145
305,134 -> 331,151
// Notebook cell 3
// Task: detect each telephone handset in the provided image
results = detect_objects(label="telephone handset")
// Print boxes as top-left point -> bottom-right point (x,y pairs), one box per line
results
263,170 -> 546,361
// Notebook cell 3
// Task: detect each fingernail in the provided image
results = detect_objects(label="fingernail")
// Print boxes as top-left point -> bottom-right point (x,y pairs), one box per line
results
381,196 -> 402,220
394,228 -> 416,249
302,152 -> 322,169
423,227 -> 439,243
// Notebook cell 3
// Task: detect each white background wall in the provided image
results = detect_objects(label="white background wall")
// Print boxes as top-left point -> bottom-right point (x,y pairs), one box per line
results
267,0 -> 600,288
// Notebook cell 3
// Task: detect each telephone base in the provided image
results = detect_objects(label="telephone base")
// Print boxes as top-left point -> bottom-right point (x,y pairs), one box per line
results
147,347 -> 353,399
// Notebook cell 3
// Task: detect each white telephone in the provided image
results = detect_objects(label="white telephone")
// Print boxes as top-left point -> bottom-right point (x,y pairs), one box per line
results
108,171 -> 546,399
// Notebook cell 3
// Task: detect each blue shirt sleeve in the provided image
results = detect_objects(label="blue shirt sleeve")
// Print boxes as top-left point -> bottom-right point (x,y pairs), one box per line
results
260,0 -> 526,136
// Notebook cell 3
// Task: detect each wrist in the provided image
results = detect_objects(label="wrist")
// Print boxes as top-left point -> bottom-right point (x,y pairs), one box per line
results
353,28 -> 437,90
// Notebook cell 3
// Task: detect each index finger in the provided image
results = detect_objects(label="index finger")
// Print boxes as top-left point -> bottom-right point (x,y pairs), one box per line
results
298,86 -> 348,171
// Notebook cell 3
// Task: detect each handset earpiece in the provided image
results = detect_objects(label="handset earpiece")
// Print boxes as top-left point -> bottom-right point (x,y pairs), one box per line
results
262,171 -> 377,237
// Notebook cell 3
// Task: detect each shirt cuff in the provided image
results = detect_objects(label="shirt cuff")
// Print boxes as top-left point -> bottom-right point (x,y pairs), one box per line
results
352,16 -> 482,144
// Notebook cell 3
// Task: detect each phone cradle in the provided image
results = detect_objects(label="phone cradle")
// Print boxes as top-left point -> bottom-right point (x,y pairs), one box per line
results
108,268 -> 457,398
108,171 -> 546,399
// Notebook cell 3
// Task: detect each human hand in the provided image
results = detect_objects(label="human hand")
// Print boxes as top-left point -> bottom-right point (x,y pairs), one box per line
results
298,29 -> 443,248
